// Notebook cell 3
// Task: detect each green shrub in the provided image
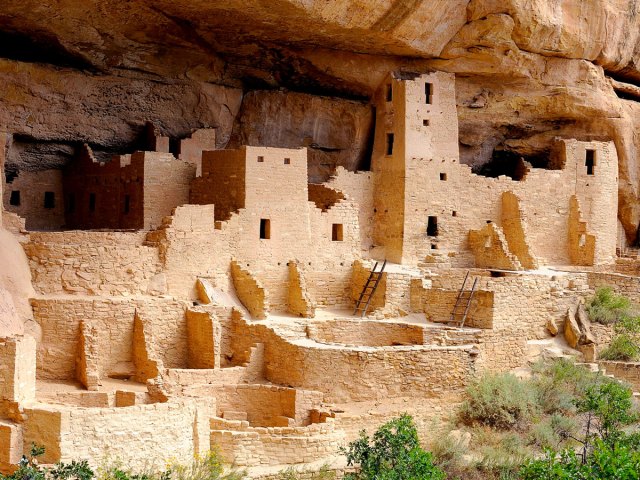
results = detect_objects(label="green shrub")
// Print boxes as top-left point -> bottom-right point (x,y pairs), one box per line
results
341,414 -> 445,480
599,334 -> 640,361
529,359 -> 596,415
600,315 -> 640,361
586,287 -> 632,325
276,465 -> 335,480
528,414 -> 578,449
1,444 -> 94,480
460,373 -> 538,430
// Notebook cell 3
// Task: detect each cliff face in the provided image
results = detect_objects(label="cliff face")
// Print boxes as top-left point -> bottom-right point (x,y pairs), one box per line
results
2,0 -> 640,238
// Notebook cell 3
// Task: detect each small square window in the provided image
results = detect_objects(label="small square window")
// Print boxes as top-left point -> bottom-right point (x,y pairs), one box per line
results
9,190 -> 20,206
452,211 -> 457,217
44,191 -> 55,209
284,158 -> 290,165
332,224 -> 343,241
440,173 -> 447,181
423,119 -> 430,127
260,218 -> 270,239
425,82 -> 433,104
66,194 -> 75,214
585,149 -> 595,175
386,133 -> 394,156
427,216 -> 438,236
431,243 -> 438,250
257,156 -> 264,163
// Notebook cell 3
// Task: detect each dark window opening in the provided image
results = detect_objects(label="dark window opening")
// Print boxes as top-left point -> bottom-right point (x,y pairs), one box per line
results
332,224 -> 343,241
89,193 -> 96,213
257,156 -> 264,162
169,137 -> 181,156
124,195 -> 130,214
440,173 -> 447,181
423,119 -> 430,127
66,194 -> 75,214
427,216 -> 438,236
284,158 -> 290,165
386,133 -> 394,156
9,190 -> 20,206
44,191 -> 55,209
431,243 -> 438,250
425,83 -> 433,104
260,218 -> 270,239
386,84 -> 393,102
473,150 -> 532,181
585,149 -> 595,175
452,211 -> 457,217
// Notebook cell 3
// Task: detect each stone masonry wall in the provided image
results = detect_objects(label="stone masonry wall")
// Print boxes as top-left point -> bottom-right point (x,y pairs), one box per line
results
24,399 -> 213,469
210,418 -> 344,467
24,231 -> 161,296
2,170 -> 65,231
306,319 -> 423,346
142,152 -> 195,230
31,297 -> 187,381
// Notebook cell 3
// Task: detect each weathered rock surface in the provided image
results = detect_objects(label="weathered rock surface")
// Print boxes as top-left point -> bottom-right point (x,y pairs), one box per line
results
2,0 -> 640,239
229,90 -> 373,182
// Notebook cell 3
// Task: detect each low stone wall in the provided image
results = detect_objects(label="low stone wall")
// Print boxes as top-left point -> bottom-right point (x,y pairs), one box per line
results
306,319 -> 423,346
230,314 -> 477,403
599,361 -> 640,390
211,384 -> 322,427
24,231 -> 162,296
587,272 -> 640,303
31,297 -> 188,382
210,417 -> 344,467
23,399 -> 213,468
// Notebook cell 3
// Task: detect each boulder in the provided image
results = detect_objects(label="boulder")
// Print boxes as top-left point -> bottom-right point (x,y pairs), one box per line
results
565,304 -> 581,349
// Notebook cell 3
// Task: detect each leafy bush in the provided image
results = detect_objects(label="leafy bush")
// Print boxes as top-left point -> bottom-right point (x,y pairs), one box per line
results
521,378 -> 640,479
276,465 -> 335,480
520,440 -> 640,479
2,446 -> 242,480
586,287 -> 632,325
1,444 -> 94,480
529,358 -> 595,415
341,414 -> 445,480
459,373 -> 538,430
600,314 -> 640,361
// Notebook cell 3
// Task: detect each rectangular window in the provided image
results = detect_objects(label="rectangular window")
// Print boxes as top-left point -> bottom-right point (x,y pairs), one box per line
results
386,84 -> 393,102
124,195 -> 130,214
427,216 -> 438,236
332,224 -> 343,241
260,218 -> 270,239
425,83 -> 433,104
44,191 -> 55,209
89,193 -> 96,212
257,156 -> 264,162
423,119 -> 430,127
66,194 -> 75,214
585,149 -> 595,175
9,190 -> 20,206
440,173 -> 447,181
386,133 -> 394,156
284,158 -> 290,165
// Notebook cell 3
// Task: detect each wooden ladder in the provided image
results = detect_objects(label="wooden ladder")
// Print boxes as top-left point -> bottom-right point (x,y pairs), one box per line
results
449,271 -> 478,328
353,260 -> 387,317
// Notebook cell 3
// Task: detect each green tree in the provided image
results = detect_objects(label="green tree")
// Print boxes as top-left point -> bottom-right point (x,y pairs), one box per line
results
341,414 -> 445,480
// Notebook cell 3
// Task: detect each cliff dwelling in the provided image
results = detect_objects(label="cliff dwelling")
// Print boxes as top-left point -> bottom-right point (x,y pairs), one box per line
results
2,2 -> 640,478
